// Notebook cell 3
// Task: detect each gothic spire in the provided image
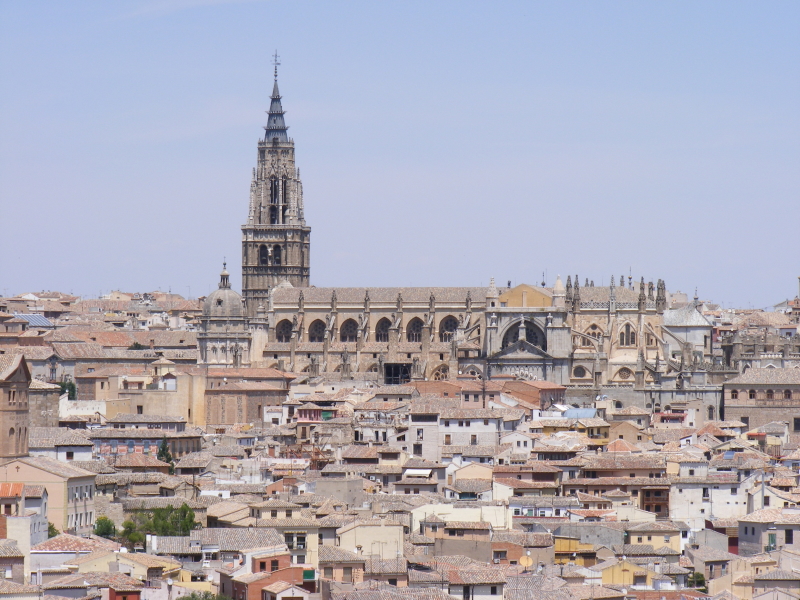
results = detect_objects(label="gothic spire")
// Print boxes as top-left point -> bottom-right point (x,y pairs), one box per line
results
264,57 -> 289,143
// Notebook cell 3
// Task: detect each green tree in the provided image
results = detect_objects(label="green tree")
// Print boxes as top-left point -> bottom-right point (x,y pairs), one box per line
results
157,437 -> 175,474
118,504 -> 198,549
688,572 -> 707,592
58,381 -> 77,400
47,522 -> 59,538
181,593 -> 231,600
94,516 -> 117,539
128,342 -> 147,350
120,519 -> 145,549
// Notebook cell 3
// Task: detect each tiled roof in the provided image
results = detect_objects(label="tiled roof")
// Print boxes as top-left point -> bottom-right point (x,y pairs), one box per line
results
754,569 -> 800,581
448,479 -> 493,493
16,456 -> 96,479
725,368 -> 800,385
112,453 -> 171,468
32,533 -> 119,553
319,546 -> 363,563
494,478 -> 559,489
107,413 -> 186,423
0,540 -> 24,558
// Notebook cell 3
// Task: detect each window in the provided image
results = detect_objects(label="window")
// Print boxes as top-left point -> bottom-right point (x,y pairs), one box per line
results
276,320 -> 293,343
375,318 -> 391,343
343,567 -> 353,583
323,567 -> 333,579
787,529 -> 794,545
444,435 -> 451,445
749,390 -> 756,399
66,451 -> 74,461
272,245 -> 282,266
731,389 -> 738,399
741,416 -> 750,426
259,561 -> 266,572
765,496 -> 770,506
439,316 -> 459,342
137,405 -> 143,414
308,320 -> 326,343
787,390 -> 794,400
340,319 -> 358,342
620,324 -> 636,346
766,390 -> 774,400
406,318 -> 424,343
689,469 -> 695,476
491,587 -> 498,596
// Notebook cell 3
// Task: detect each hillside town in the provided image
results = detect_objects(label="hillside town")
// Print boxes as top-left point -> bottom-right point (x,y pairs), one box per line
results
2,63 -> 800,600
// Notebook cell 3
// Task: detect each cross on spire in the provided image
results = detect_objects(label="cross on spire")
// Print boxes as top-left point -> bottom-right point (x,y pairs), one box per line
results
272,50 -> 281,80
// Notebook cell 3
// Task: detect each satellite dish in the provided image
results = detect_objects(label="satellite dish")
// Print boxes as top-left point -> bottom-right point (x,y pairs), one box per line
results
167,579 -> 173,587
519,555 -> 533,567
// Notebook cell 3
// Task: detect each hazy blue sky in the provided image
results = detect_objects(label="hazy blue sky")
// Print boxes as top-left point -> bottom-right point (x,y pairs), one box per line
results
1,1 -> 798,308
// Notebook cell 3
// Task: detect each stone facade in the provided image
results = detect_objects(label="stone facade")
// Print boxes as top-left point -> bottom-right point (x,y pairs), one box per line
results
0,354 -> 30,458
241,74 -> 310,316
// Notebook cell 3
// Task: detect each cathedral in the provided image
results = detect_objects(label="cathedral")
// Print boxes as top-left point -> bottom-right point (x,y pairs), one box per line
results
198,66 -> 727,412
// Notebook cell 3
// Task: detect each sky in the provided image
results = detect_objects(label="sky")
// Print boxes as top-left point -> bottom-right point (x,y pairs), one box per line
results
1,1 -> 798,308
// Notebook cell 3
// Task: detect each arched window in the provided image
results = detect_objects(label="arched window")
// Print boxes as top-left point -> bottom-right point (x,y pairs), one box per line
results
273,245 -> 282,266
375,318 -> 391,343
259,245 -> 269,266
406,318 -> 423,343
731,389 -> 739,399
615,401 -> 623,409
619,324 -> 636,346
785,390 -> 793,400
749,389 -> 756,399
340,319 -> 358,342
432,365 -> 449,380
275,320 -> 293,343
708,406 -> 715,420
439,316 -> 459,342
766,390 -> 774,400
308,320 -> 326,343
573,366 -> 587,378
502,323 -> 546,350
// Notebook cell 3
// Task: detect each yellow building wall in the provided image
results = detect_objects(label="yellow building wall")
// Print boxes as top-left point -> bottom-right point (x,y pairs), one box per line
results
498,285 -> 552,308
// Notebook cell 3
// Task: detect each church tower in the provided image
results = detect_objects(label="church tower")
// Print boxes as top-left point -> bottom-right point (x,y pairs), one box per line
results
242,57 -> 310,316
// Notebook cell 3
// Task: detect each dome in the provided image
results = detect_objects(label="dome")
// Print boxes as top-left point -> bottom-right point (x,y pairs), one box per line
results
203,264 -> 245,319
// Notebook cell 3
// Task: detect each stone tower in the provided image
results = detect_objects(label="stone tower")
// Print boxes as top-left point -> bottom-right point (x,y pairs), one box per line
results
241,66 -> 310,316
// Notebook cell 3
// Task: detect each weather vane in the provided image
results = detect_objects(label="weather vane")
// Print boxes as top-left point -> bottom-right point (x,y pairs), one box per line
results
272,50 -> 281,80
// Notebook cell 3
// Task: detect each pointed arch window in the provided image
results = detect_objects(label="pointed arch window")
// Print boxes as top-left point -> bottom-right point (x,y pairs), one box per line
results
308,320 -> 326,343
439,316 -> 459,342
275,320 -> 293,343
620,324 -> 636,346
407,318 -> 423,343
273,245 -> 282,266
502,322 -> 545,350
340,319 -> 358,343
375,318 -> 391,343
259,245 -> 269,266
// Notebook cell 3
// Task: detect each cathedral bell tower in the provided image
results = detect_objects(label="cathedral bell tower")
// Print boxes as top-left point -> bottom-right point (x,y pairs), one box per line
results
242,55 -> 311,317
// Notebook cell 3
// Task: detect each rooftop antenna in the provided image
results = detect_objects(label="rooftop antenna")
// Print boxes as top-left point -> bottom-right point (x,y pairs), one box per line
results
272,50 -> 281,80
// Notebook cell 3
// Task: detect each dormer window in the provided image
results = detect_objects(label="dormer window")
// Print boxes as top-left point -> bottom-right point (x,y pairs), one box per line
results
216,299 -> 223,306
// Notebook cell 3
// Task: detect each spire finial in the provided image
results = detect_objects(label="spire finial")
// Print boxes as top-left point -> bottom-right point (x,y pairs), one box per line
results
272,50 -> 281,81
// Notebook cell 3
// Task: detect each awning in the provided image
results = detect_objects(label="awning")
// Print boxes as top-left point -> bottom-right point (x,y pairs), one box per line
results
405,469 -> 432,477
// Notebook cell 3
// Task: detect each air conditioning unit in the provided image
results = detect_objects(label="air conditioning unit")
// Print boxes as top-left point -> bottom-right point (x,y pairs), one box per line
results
493,559 -> 500,564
